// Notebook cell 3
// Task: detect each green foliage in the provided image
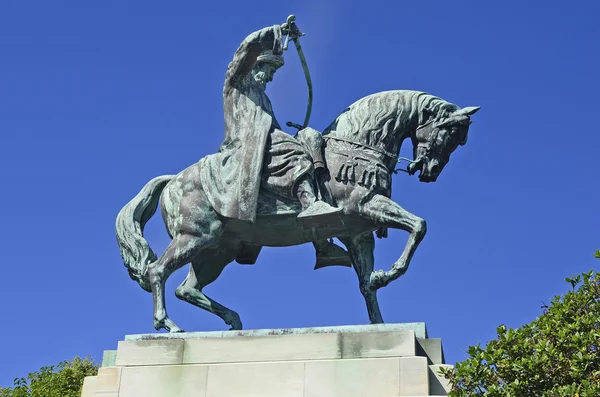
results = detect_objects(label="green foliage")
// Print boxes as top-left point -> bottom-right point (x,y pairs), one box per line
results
0,357 -> 99,397
441,270 -> 600,397
594,250 -> 600,259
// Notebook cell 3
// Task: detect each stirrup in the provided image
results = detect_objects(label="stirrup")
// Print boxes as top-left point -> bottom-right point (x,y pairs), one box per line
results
314,239 -> 352,269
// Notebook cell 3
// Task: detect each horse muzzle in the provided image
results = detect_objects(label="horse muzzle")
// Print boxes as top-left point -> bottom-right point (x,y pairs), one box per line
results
418,160 -> 441,183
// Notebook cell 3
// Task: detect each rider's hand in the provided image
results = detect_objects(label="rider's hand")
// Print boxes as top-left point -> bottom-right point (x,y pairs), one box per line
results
289,23 -> 302,39
281,22 -> 302,39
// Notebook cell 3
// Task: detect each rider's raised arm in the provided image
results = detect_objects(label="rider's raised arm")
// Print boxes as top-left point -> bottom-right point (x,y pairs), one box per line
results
225,25 -> 283,88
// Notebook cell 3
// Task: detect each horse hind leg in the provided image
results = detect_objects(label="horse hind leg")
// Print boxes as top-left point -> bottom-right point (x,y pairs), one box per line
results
147,231 -> 219,332
175,248 -> 242,330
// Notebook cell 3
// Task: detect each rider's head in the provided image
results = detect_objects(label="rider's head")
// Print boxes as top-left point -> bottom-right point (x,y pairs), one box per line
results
253,50 -> 284,89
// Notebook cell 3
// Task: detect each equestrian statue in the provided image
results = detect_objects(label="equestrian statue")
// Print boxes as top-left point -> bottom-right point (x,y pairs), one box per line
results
116,15 -> 480,332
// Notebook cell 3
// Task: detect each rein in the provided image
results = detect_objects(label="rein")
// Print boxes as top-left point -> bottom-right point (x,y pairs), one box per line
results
323,134 -> 418,175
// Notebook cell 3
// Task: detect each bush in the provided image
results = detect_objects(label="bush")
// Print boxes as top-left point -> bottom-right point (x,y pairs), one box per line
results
442,270 -> 600,397
0,357 -> 99,397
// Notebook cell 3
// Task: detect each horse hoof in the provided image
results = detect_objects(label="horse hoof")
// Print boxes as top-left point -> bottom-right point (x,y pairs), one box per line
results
164,318 -> 184,333
154,316 -> 184,333
225,312 -> 242,330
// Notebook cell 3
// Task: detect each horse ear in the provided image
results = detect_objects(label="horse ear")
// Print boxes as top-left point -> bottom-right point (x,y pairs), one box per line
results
437,106 -> 480,128
458,106 -> 481,116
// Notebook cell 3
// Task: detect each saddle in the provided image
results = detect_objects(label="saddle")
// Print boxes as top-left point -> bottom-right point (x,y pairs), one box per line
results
256,188 -> 302,215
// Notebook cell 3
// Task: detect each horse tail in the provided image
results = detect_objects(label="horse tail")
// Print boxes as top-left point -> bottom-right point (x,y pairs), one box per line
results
116,175 -> 175,292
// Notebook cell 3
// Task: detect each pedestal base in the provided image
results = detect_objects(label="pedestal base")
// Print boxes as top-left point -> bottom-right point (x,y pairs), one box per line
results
82,323 -> 452,396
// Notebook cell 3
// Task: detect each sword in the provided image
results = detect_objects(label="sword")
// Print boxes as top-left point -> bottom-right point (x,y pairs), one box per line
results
283,15 -> 312,130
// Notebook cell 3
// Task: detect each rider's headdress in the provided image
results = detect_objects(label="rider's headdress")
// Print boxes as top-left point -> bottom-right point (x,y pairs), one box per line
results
257,49 -> 284,68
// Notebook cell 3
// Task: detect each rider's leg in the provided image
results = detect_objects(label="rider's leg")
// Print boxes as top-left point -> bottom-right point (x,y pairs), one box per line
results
261,129 -> 340,219
295,176 -> 351,269
295,175 -> 340,219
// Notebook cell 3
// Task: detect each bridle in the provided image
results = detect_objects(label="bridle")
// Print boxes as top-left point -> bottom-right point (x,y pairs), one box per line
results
394,119 -> 441,174
411,117 -> 470,169
413,119 -> 441,162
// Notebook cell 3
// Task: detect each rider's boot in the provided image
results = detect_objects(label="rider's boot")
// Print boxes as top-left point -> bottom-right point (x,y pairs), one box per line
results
295,176 -> 351,269
296,176 -> 342,225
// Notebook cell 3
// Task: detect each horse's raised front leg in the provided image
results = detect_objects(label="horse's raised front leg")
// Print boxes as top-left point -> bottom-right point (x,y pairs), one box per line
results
340,233 -> 384,324
175,249 -> 243,330
359,194 -> 427,291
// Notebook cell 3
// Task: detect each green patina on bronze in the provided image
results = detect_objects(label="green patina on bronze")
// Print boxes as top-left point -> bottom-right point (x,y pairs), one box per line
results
125,323 -> 428,341
116,15 -> 480,333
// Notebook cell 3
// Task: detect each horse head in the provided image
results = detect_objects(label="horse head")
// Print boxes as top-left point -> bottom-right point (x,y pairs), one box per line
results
408,105 -> 481,182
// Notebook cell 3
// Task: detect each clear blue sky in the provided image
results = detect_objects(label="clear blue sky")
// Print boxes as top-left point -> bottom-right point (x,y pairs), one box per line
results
1,0 -> 598,386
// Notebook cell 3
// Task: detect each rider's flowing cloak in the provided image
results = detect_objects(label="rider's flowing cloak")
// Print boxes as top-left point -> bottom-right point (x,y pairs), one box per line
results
200,25 -> 283,223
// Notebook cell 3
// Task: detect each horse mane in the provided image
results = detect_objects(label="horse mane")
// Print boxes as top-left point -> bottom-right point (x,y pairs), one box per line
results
323,90 -> 459,148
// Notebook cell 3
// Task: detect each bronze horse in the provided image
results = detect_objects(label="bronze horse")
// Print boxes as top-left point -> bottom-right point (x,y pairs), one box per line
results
116,90 -> 479,332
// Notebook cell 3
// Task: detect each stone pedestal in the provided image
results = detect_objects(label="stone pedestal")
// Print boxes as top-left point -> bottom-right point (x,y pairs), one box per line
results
82,323 -> 452,396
